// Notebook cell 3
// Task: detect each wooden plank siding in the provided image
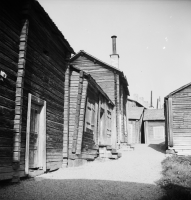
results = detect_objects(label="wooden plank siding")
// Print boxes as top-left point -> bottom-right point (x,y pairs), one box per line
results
70,51 -> 129,148
165,84 -> 191,155
144,121 -> 165,144
23,1 -> 70,173
0,0 -> 22,181
67,66 -> 114,163
71,55 -> 115,102
0,0 -> 74,181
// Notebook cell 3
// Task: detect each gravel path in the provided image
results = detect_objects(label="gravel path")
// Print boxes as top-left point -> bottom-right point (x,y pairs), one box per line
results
0,144 -> 166,200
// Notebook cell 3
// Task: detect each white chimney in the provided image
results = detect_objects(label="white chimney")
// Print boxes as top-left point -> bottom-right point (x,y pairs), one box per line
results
110,35 -> 119,69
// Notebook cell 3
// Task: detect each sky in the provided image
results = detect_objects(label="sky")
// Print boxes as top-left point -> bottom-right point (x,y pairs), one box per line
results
38,0 -> 191,107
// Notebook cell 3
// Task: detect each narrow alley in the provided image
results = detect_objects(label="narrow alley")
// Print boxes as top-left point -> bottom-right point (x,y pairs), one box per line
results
0,144 -> 166,200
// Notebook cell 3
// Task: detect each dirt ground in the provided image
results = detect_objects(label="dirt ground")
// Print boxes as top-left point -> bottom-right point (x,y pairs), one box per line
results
0,144 -> 167,200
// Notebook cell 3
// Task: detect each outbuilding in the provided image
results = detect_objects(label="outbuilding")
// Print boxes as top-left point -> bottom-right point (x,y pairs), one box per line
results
164,83 -> 191,155
143,109 -> 165,144
70,49 -> 130,148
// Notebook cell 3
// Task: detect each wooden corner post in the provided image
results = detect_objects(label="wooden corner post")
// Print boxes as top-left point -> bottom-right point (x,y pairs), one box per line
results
168,98 -> 173,147
12,15 -> 29,182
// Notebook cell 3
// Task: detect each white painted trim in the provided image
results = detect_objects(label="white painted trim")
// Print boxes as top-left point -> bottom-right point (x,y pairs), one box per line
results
25,93 -> 32,175
25,94 -> 46,174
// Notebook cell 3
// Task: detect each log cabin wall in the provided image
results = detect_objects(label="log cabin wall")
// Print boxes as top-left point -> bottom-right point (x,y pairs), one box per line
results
0,0 -> 74,181
67,66 -> 115,166
165,84 -> 191,155
0,0 -> 22,181
23,1 -> 74,174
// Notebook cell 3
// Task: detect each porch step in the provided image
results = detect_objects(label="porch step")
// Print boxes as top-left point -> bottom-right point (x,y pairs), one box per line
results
28,169 -> 44,177
99,146 -> 121,159
120,144 -> 135,151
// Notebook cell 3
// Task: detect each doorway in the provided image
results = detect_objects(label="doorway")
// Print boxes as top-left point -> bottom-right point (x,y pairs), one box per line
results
25,94 -> 46,176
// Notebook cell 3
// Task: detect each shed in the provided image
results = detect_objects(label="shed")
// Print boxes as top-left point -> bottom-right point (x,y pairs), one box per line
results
143,109 -> 165,144
0,0 -> 74,181
164,82 -> 191,155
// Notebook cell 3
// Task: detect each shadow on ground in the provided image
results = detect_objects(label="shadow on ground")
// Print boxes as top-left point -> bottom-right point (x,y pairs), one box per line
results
0,177 -> 165,200
148,142 -> 166,154
158,183 -> 191,200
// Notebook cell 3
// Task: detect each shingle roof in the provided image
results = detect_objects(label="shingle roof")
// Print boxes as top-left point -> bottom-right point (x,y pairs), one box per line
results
143,109 -> 165,121
128,107 -> 144,120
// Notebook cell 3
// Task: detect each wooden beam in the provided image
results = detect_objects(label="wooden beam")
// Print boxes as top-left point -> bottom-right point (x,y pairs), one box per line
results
97,94 -> 101,145
168,98 -> 173,147
144,121 -> 148,144
114,72 -> 120,143
63,67 -> 70,159
25,93 -> 31,175
12,19 -> 29,183
164,99 -> 168,148
72,71 -> 84,153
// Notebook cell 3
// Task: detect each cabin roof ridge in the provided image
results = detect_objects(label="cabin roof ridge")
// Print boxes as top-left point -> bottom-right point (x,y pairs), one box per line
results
143,108 -> 165,121
70,50 -> 122,73
165,82 -> 191,98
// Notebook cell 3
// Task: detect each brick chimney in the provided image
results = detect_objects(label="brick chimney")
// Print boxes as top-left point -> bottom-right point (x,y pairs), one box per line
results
110,35 -> 119,69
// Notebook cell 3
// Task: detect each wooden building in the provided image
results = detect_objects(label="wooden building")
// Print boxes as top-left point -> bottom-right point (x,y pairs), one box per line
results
164,83 -> 191,155
64,66 -> 119,167
128,107 -> 145,144
127,98 -> 145,144
0,0 -> 74,181
70,50 -> 130,148
143,109 -> 165,144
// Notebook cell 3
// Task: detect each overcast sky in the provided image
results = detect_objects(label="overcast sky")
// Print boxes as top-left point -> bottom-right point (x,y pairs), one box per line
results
38,0 -> 191,107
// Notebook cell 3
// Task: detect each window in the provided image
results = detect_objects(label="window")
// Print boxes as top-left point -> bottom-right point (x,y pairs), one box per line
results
85,98 -> 95,134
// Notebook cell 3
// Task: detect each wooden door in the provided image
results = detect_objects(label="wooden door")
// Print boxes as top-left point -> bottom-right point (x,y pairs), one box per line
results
29,103 -> 41,169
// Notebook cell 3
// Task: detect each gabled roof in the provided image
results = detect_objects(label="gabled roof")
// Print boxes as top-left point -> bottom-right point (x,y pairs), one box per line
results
70,50 -> 122,73
165,82 -> 191,99
128,107 -> 144,120
143,109 -> 165,121
70,50 -> 130,95
127,98 -> 145,108
70,65 -> 114,106
34,0 -> 75,54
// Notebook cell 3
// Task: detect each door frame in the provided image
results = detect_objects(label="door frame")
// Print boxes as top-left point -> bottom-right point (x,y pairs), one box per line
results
25,93 -> 46,175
